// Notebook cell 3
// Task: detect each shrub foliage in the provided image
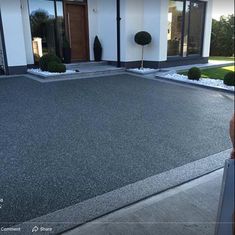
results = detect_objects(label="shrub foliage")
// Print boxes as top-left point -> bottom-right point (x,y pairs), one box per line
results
188,67 -> 201,80
210,15 -> 234,56
224,71 -> 235,86
47,61 -> 66,73
134,31 -> 152,46
39,54 -> 61,71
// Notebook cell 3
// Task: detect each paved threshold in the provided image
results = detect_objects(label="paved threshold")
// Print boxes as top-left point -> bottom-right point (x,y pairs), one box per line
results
11,149 -> 231,235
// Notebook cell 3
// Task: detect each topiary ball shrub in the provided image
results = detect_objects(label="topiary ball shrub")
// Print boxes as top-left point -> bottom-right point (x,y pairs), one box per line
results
187,67 -> 201,80
224,72 -> 235,86
134,31 -> 152,69
134,31 -> 152,46
39,54 -> 61,71
47,61 -> 66,73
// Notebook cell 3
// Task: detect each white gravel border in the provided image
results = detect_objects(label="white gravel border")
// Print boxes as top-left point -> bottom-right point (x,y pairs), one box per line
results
127,68 -> 158,74
161,73 -> 234,91
27,68 -> 77,77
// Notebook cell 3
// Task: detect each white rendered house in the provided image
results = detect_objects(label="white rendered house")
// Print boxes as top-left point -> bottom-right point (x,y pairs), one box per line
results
0,0 -> 213,75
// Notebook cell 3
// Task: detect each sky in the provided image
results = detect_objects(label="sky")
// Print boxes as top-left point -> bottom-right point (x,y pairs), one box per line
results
212,0 -> 234,19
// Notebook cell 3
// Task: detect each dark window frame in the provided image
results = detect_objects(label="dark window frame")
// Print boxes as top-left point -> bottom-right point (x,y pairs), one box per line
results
0,9 -> 9,74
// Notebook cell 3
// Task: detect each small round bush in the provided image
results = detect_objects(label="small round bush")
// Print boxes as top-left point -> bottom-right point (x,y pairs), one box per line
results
188,67 -> 201,80
224,72 -> 235,86
39,54 -> 61,71
134,31 -> 152,46
47,61 -> 66,73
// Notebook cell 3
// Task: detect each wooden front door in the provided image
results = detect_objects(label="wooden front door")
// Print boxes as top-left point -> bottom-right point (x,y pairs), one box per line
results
65,3 -> 89,61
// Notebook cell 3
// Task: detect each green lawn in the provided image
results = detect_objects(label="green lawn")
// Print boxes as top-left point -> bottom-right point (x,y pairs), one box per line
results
209,56 -> 234,62
180,66 -> 234,80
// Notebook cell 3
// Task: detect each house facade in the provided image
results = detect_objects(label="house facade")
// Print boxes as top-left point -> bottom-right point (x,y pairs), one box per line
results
0,0 -> 213,75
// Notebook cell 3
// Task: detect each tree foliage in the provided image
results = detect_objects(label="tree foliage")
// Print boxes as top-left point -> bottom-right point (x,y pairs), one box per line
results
210,15 -> 234,56
30,10 -> 49,38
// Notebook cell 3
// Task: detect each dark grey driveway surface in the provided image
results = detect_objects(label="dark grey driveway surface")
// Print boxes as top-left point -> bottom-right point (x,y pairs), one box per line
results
0,74 -> 234,226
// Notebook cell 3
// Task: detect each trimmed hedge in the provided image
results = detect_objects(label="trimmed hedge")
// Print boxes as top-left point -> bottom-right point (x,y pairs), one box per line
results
39,54 -> 61,71
48,61 -> 66,73
188,67 -> 201,80
224,72 -> 235,86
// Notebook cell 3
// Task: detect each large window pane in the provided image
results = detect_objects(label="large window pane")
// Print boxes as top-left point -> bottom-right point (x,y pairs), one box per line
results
29,0 -> 56,59
29,0 -> 65,62
167,1 -> 184,56
188,2 -> 205,55
168,0 -> 206,57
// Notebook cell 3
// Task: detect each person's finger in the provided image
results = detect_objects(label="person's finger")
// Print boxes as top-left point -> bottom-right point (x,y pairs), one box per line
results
231,150 -> 235,159
230,116 -> 235,144
229,114 -> 235,159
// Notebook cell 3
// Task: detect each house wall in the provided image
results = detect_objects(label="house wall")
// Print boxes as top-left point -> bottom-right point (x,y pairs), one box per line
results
88,0 -> 98,61
20,0 -> 34,65
0,0 -> 27,73
0,0 -> 34,74
0,0 -> 213,74
118,0 -> 211,66
143,0 -> 168,62
87,0 -> 168,64
97,0 -> 117,61
112,0 -> 169,64
88,0 -> 117,61
202,0 -> 213,57
120,0 -> 144,62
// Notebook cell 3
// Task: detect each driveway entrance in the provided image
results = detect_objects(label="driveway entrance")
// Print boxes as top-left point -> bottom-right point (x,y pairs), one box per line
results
0,74 -> 233,229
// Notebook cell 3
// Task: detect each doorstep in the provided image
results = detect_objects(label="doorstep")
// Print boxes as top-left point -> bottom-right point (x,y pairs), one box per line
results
27,65 -> 125,82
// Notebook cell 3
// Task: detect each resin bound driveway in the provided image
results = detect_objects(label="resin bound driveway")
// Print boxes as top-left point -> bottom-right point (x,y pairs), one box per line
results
0,74 -> 234,227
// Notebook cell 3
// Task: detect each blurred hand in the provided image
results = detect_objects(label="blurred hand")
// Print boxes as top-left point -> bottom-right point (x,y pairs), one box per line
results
230,114 -> 235,159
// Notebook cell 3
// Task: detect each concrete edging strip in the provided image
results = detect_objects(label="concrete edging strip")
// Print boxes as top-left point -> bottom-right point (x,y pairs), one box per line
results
12,149 -> 231,234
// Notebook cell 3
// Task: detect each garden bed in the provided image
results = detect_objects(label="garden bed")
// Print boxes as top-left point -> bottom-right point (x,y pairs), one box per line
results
180,66 -> 234,80
27,68 -> 77,78
127,68 -> 158,74
160,73 -> 234,92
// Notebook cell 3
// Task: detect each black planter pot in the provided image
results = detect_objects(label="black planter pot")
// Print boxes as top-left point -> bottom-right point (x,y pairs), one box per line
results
63,47 -> 71,64
94,36 -> 102,61
0,66 -> 5,75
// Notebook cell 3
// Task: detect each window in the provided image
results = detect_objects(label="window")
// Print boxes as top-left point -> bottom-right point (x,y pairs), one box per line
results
29,0 -> 65,61
188,2 -> 205,55
168,1 -> 184,56
167,0 -> 206,57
